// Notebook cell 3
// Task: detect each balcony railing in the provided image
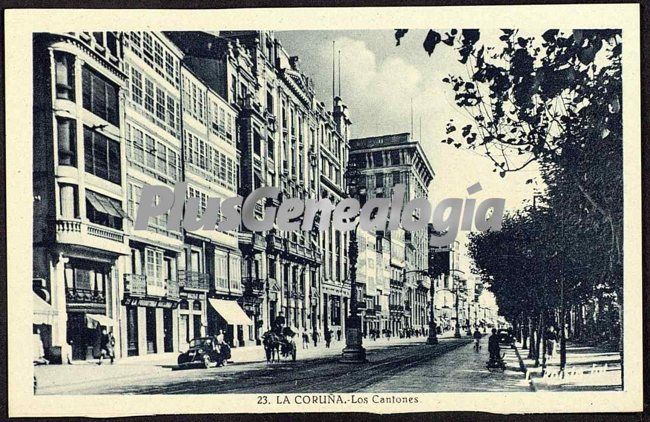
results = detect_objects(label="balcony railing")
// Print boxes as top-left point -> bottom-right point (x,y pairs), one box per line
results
375,304 -> 382,312
66,287 -> 106,304
124,274 -> 147,296
178,270 -> 209,291
243,277 -> 265,296
166,279 -> 180,300
56,219 -> 124,243
389,304 -> 404,312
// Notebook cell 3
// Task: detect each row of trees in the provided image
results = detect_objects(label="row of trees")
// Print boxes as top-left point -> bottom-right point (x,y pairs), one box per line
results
396,28 -> 623,384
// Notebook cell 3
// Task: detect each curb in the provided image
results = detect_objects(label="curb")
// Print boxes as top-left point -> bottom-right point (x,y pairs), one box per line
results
513,344 -> 537,392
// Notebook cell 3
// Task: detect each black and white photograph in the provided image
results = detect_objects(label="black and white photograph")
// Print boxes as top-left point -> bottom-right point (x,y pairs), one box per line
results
5,4 -> 643,416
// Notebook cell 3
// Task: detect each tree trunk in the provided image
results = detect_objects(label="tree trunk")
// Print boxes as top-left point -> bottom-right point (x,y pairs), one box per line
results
528,315 -> 535,359
616,287 -> 624,389
522,314 -> 529,350
540,310 -> 547,373
534,311 -> 543,367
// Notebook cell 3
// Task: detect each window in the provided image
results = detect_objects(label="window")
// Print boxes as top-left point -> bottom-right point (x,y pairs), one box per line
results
84,126 -> 121,184
131,67 -> 143,105
155,88 -> 166,121
375,174 -> 384,188
106,32 -> 119,57
142,32 -> 154,64
57,118 -> 76,166
92,32 -> 104,46
59,183 -> 78,219
391,150 -> 400,165
253,132 -> 261,156
54,52 -> 75,100
166,97 -> 176,131
145,248 -> 164,295
230,255 -> 241,292
145,134 -> 156,168
215,251 -> 228,290
144,79 -> 154,113
266,89 -> 274,112
392,171 -> 401,186
372,151 -> 383,167
267,136 -> 274,159
86,190 -> 123,230
82,66 -> 119,126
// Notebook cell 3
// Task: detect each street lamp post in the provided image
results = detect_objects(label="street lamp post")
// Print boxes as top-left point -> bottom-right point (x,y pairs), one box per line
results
340,226 -> 367,363
427,275 -> 438,344
448,269 -> 466,339
340,163 -> 366,364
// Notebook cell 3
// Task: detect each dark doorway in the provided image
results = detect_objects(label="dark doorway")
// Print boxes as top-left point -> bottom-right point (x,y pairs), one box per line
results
163,308 -> 173,352
126,306 -> 139,356
67,313 -> 87,360
145,307 -> 157,353
193,314 -> 202,340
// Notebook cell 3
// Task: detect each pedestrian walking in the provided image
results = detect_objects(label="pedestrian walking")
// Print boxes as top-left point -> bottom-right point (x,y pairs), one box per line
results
324,329 -> 332,348
336,329 -> 341,341
545,326 -> 557,358
312,330 -> 319,347
487,328 -> 501,364
302,331 -> 309,349
98,329 -> 114,365
473,327 -> 482,352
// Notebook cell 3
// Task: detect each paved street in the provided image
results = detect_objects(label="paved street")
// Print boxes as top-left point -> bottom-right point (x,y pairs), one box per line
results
35,336 -> 530,394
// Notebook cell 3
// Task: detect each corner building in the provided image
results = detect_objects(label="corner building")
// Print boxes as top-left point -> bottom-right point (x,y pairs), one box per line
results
33,32 -> 130,362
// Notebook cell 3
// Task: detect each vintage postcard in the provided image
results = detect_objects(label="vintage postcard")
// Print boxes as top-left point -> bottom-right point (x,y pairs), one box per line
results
5,4 -> 643,417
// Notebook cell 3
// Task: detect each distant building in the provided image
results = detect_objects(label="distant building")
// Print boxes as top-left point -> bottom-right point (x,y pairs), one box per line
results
348,132 -> 435,335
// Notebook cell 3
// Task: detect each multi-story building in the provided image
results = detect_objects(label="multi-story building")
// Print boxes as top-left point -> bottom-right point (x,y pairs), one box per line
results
118,32 -> 186,358
179,63 -> 246,347
33,32 -> 130,362
348,132 -> 435,335
165,31 -> 351,341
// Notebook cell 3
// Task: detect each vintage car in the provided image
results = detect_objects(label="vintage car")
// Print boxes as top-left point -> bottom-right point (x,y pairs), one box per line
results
496,329 -> 515,347
177,337 -> 231,368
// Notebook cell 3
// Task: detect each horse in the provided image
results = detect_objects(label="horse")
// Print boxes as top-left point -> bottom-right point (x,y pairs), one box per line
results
262,330 -> 281,363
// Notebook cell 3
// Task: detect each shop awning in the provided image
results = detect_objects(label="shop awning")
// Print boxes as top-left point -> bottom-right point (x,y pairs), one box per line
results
85,313 -> 116,329
33,293 -> 57,325
208,298 -> 253,326
86,191 -> 128,219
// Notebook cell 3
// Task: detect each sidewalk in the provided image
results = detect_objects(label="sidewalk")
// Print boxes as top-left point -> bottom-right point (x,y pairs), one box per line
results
516,341 -> 622,391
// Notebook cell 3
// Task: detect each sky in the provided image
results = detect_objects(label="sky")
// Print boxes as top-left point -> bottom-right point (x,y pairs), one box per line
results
276,29 -> 541,274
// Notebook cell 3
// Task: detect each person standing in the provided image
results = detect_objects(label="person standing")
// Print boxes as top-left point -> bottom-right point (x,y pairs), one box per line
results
302,331 -> 309,349
545,326 -> 557,358
324,329 -> 332,348
488,328 -> 500,364
336,329 -> 342,342
312,329 -> 319,347
473,327 -> 482,352
98,329 -> 115,365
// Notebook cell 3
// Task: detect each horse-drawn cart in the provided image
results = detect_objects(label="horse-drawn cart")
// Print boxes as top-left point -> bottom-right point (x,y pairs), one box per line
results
262,327 -> 297,362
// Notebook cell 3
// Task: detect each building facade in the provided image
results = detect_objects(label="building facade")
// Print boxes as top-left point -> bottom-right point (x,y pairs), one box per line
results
348,133 -> 435,336
165,30 -> 351,342
33,32 -> 130,362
